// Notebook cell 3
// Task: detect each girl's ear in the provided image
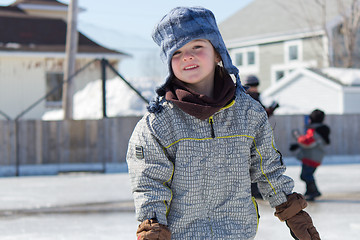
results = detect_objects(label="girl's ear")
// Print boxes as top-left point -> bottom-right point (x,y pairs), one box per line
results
215,54 -> 222,63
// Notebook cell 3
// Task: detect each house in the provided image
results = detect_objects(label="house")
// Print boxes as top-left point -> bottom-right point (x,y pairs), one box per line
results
0,0 -> 129,120
219,0 -> 359,91
261,67 -> 360,114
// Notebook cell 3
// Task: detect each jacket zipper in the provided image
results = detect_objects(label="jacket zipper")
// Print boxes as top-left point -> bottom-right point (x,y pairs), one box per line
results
209,116 -> 215,138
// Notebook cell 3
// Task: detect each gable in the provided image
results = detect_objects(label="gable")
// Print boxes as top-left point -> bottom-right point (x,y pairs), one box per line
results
261,68 -> 344,114
263,68 -> 342,95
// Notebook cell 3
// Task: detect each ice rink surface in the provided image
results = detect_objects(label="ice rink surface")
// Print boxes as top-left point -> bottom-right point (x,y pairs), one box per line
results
0,163 -> 359,239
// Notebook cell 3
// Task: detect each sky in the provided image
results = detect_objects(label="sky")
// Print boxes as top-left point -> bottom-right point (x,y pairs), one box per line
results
57,0 -> 253,42
0,0 -> 254,78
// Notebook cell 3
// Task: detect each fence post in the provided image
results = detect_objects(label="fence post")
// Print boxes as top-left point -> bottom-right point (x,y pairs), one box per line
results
101,58 -> 107,118
14,120 -> 20,176
105,60 -> 150,103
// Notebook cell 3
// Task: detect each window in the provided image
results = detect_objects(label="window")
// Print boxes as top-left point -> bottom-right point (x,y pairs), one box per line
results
235,53 -> 243,66
230,46 -> 259,75
289,45 -> 298,60
275,71 -> 284,81
284,40 -> 302,63
247,51 -> 255,65
46,72 -> 63,104
271,60 -> 317,85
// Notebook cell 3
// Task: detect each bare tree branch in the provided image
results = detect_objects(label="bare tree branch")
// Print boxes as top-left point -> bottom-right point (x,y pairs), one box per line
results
334,0 -> 360,67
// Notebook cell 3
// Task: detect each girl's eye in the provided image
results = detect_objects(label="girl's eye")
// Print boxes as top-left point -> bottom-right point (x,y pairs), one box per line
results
194,45 -> 202,49
173,51 -> 181,56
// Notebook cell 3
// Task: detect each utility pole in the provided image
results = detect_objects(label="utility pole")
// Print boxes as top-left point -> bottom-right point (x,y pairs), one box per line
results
62,0 -> 79,119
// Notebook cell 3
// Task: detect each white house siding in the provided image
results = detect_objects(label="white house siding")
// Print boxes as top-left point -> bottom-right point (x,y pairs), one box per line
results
263,74 -> 343,115
0,56 -> 45,119
0,55 -> 114,119
343,88 -> 360,113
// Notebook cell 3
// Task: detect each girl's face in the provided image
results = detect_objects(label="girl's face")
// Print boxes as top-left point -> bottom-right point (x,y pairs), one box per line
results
171,39 -> 220,96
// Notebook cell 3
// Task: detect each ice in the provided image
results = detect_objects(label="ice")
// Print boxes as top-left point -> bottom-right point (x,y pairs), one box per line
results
0,163 -> 359,239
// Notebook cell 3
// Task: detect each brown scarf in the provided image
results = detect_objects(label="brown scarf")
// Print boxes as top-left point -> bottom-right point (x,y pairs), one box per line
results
165,68 -> 235,120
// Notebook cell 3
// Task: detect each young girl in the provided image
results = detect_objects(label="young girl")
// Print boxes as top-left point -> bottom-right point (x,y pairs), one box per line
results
127,6 -> 320,240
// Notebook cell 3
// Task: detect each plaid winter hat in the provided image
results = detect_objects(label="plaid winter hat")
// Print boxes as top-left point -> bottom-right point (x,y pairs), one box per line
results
152,6 -> 243,92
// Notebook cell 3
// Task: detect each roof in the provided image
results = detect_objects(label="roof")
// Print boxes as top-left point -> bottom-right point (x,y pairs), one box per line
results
261,67 -> 360,114
0,6 -> 129,57
219,0 -> 353,43
319,68 -> 360,86
11,0 -> 67,7
263,67 -> 360,97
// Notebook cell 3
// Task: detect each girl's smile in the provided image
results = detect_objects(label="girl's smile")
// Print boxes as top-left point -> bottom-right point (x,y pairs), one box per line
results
183,64 -> 199,70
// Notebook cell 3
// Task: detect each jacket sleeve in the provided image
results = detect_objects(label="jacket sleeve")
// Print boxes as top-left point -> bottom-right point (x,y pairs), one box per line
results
249,110 -> 294,208
126,115 -> 174,226
297,128 -> 318,148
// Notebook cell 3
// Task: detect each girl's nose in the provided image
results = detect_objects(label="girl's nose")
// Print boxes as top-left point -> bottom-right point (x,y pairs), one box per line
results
183,51 -> 194,61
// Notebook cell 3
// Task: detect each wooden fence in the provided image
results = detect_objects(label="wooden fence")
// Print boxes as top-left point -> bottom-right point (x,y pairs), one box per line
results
0,117 -> 141,167
0,114 -> 359,167
270,114 -> 360,156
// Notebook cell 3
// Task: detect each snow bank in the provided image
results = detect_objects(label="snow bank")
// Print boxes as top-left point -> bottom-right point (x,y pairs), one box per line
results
321,67 -> 360,86
42,77 -> 159,120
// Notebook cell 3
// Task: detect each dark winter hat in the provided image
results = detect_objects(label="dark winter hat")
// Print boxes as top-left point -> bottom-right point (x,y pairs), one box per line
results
244,75 -> 259,87
152,6 -> 243,94
309,109 -> 325,123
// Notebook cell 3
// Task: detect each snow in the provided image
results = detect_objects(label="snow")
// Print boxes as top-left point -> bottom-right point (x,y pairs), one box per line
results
42,77 -> 159,120
42,66 -> 360,120
321,67 -> 360,86
0,161 -> 359,239
260,67 -> 360,115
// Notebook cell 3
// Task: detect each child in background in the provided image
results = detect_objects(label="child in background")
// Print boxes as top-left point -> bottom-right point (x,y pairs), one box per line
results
243,74 -> 279,199
290,109 -> 331,201
127,6 -> 320,240
243,75 -> 279,118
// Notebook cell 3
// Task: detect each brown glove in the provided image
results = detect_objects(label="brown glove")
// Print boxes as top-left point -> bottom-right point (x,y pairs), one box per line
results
275,193 -> 321,240
136,218 -> 171,240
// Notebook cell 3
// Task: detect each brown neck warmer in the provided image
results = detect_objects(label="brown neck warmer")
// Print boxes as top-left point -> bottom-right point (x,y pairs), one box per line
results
165,68 -> 235,120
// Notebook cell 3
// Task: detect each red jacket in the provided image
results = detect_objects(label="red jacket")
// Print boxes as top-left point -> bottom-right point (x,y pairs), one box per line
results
296,123 -> 330,167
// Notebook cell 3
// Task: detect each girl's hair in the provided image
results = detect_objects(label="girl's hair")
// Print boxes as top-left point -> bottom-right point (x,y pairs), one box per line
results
309,109 -> 325,123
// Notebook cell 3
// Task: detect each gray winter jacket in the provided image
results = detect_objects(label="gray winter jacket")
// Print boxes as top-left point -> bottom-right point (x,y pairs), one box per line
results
295,123 -> 331,167
126,91 -> 294,239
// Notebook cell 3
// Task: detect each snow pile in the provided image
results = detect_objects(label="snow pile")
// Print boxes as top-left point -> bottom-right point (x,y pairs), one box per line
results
42,77 -> 159,120
321,67 -> 360,86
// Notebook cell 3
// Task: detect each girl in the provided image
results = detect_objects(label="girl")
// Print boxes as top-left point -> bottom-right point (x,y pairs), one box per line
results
127,6 -> 320,240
